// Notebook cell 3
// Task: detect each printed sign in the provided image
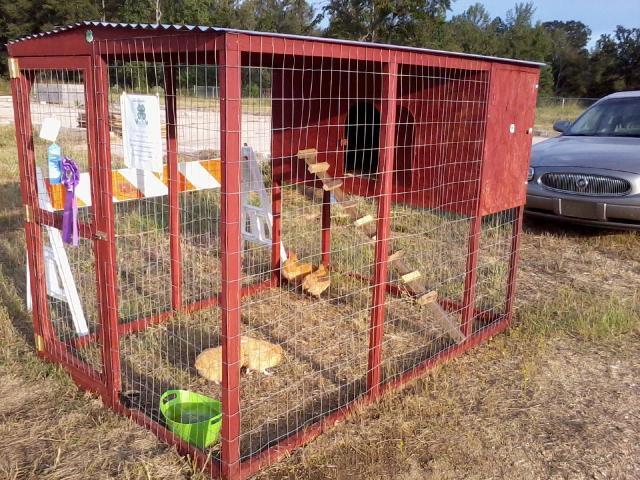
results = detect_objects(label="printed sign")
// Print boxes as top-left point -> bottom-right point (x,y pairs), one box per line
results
120,93 -> 163,172
39,117 -> 61,143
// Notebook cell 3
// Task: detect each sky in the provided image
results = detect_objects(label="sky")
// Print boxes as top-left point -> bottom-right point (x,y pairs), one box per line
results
449,0 -> 640,48
312,1 -> 639,49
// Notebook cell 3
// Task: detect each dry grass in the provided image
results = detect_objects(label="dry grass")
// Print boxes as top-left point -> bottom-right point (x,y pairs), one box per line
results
534,101 -> 588,133
0,123 -> 639,479
0,78 -> 11,96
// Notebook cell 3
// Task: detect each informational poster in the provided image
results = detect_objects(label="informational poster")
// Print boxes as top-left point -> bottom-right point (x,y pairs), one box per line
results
120,92 -> 163,172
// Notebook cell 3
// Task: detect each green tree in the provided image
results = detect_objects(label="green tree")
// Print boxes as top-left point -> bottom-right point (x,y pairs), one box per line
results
38,0 -> 100,32
589,26 -> 640,96
543,20 -> 591,96
499,3 -> 553,94
248,0 -> 319,35
322,0 -> 451,47
448,3 -> 501,56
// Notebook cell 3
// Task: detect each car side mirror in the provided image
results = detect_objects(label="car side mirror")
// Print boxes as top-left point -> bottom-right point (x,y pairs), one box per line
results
553,120 -> 571,133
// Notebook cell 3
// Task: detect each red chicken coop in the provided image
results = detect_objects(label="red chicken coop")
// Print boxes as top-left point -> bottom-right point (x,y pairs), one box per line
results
8,22 -> 541,480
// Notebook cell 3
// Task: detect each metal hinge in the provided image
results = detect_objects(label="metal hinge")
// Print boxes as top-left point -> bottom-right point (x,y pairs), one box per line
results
24,204 -> 33,222
94,230 -> 108,240
35,334 -> 44,352
8,58 -> 20,79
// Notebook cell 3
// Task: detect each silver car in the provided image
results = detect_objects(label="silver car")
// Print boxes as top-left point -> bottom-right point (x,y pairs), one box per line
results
526,91 -> 640,230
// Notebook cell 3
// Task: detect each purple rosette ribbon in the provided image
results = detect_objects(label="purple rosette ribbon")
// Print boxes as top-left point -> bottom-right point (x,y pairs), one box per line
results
61,157 -> 80,246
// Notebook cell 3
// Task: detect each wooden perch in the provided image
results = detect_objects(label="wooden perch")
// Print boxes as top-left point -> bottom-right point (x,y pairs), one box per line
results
401,270 -> 422,284
417,290 -> 438,305
298,148 -> 318,163
307,162 -> 330,174
321,178 -> 343,191
388,250 -> 405,262
425,300 -> 466,344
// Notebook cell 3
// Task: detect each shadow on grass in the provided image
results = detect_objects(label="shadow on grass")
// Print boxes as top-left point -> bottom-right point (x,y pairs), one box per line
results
523,215 -> 637,238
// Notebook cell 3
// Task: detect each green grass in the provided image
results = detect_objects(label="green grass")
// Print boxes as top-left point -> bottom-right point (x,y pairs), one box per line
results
534,100 -> 589,133
517,286 -> 639,340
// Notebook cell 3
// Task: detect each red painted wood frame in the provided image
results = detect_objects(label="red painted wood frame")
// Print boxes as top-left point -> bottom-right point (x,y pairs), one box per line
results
93,51 -> 123,406
320,189 -> 331,267
10,55 -> 110,397
164,62 -> 183,312
367,57 -> 398,398
219,33 -> 243,480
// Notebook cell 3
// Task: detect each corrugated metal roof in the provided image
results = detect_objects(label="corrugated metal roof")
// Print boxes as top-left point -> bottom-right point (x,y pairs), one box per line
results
7,21 -> 545,68
6,21 -> 225,44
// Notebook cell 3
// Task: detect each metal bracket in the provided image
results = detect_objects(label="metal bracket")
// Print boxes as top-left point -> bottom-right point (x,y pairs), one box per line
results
94,230 -> 108,241
8,58 -> 20,79
35,334 -> 44,352
24,204 -> 33,222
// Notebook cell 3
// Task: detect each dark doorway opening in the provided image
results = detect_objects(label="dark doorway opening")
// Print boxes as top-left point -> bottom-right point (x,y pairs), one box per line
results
344,102 -> 381,176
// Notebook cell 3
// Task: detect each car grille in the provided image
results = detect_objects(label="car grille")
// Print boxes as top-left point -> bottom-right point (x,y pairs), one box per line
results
540,173 -> 631,196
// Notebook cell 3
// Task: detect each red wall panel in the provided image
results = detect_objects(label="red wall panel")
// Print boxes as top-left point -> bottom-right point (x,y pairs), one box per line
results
479,65 -> 540,215
272,62 -> 491,216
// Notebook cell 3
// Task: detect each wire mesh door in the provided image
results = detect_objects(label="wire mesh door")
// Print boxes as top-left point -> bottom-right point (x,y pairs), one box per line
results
12,56 -> 108,393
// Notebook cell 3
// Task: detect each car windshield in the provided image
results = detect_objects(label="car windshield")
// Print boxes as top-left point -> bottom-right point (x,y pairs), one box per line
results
567,97 -> 640,138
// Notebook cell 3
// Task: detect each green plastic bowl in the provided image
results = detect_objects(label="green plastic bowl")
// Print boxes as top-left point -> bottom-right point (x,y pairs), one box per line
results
160,390 -> 222,448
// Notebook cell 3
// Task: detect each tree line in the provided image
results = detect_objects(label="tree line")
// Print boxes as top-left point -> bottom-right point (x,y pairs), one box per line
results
1,0 -> 638,97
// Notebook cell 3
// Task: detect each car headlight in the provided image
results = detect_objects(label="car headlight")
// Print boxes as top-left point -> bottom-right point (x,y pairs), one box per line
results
527,167 -> 535,182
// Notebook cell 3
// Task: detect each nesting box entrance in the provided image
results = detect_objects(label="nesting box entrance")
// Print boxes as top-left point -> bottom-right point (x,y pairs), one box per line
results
344,101 -> 381,177
344,102 -> 415,190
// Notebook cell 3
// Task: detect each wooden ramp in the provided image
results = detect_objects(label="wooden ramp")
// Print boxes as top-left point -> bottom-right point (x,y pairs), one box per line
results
298,148 -> 466,344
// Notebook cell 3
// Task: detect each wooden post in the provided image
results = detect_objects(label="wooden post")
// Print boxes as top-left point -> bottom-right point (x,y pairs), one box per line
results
164,63 -> 183,311
9,64 -> 54,352
90,52 -> 122,405
367,57 -> 398,398
504,206 -> 524,323
461,214 -> 482,337
271,179 -> 282,284
219,33 -> 243,480
321,189 -> 331,267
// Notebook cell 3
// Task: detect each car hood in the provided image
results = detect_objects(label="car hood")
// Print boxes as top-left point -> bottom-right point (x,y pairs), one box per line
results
531,135 -> 640,174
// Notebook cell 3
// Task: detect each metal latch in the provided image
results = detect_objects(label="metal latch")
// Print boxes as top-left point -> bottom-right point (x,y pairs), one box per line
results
94,230 -> 108,240
8,58 -> 20,79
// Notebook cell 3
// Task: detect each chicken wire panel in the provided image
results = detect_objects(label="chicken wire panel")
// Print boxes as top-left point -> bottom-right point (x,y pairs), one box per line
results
26,69 -> 102,370
235,43 -> 392,460
382,60 -> 489,382
106,58 -> 172,323
94,38 -> 228,443
474,209 -> 518,329
175,61 -> 223,305
383,209 -> 471,380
